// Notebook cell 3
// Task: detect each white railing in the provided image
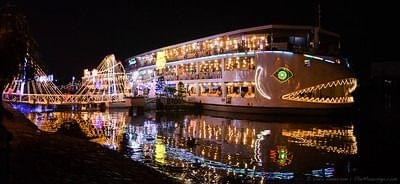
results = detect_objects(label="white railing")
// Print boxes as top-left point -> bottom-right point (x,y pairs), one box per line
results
2,93 -> 127,105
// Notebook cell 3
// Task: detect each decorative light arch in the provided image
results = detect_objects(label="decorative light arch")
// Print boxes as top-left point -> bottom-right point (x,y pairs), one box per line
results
255,66 -> 272,100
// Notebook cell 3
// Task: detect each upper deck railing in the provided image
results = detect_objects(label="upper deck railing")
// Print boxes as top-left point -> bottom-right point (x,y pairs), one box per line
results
127,25 -> 340,70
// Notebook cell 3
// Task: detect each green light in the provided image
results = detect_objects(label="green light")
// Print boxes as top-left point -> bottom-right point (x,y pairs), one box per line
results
273,67 -> 293,83
277,71 -> 288,80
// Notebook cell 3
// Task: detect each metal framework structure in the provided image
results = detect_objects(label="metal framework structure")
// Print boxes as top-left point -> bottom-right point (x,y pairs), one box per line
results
64,54 -> 132,104
2,54 -> 131,105
2,55 -> 64,104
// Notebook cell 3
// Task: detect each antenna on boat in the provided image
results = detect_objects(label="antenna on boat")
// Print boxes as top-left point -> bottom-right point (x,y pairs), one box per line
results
317,3 -> 321,28
313,2 -> 321,51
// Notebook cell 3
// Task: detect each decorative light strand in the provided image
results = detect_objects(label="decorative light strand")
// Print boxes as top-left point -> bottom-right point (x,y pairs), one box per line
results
281,78 -> 357,104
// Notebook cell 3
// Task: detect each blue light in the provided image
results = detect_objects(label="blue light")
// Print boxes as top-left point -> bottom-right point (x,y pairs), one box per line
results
263,50 -> 293,55
128,58 -> 137,65
311,167 -> 334,178
346,61 -> 351,68
264,172 -> 295,180
324,59 -> 335,64
304,54 -> 323,61
161,146 -> 295,180
12,103 -> 55,113
304,54 -> 339,64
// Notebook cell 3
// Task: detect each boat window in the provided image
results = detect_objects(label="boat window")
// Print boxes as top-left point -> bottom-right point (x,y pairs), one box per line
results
226,82 -> 255,98
225,57 -> 255,71
200,83 -> 222,97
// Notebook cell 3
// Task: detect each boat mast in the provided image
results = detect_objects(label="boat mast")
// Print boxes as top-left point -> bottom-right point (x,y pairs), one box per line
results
317,3 -> 321,28
313,3 -> 321,52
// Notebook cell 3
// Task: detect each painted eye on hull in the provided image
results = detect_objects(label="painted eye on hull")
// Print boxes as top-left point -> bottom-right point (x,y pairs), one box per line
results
273,67 -> 293,83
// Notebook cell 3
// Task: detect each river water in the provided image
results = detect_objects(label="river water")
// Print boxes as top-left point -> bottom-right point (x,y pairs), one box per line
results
20,106 -> 358,183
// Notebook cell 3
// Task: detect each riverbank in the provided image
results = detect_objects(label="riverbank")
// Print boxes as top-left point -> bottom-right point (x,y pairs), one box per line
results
2,103 -> 177,184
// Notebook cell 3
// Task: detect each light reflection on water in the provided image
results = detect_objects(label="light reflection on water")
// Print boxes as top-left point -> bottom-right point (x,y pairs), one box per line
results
24,109 -> 358,183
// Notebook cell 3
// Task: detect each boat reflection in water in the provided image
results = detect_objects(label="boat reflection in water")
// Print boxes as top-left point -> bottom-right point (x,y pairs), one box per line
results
25,109 -> 358,183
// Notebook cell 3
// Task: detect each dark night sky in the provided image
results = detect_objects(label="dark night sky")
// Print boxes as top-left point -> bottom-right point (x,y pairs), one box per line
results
3,0 -> 397,83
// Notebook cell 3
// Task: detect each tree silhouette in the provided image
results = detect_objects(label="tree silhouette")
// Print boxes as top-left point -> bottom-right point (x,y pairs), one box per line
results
0,4 -> 38,182
0,4 -> 38,97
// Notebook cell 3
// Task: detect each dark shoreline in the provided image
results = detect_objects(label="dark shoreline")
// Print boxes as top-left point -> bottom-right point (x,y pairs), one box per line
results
2,103 -> 178,184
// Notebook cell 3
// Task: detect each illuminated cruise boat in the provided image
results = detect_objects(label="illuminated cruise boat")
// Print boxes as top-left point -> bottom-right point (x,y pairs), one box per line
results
127,25 -> 357,112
